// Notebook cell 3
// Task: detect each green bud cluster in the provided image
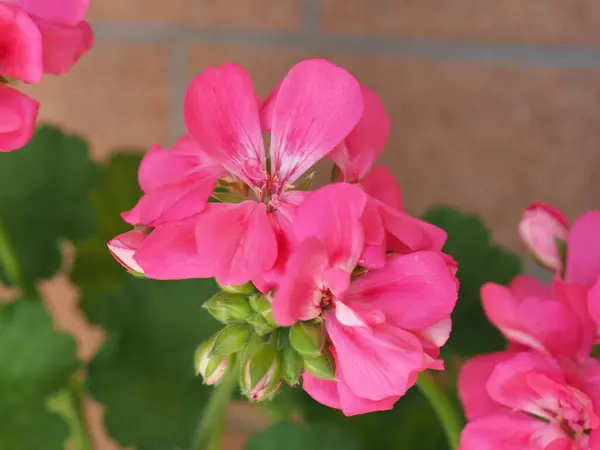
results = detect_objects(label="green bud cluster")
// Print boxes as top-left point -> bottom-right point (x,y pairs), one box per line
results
194,282 -> 336,402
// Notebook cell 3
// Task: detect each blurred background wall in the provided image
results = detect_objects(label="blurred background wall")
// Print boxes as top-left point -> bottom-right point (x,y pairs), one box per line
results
20,1 -> 600,448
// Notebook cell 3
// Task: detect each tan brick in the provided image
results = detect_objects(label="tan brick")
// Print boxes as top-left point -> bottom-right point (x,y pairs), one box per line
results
323,0 -> 600,45
324,54 -> 600,250
22,43 -> 169,160
88,0 -> 301,31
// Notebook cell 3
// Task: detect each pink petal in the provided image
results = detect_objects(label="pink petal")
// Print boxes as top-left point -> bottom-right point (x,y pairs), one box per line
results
293,183 -> 367,270
0,4 -> 43,83
132,218 -> 206,280
509,274 -> 553,301
258,81 -> 280,132
346,252 -> 459,330
194,201 -> 277,286
326,315 -> 423,401
336,368 -> 398,416
302,372 -> 342,410
458,352 -> 514,421
34,16 -> 92,75
566,211 -> 600,288
460,413 -> 552,450
183,64 -> 265,188
107,229 -> 147,274
588,277 -> 600,327
486,352 -> 565,417
328,86 -> 390,182
270,59 -> 363,186
415,316 -> 452,350
379,204 -> 447,252
361,166 -> 403,210
5,0 -> 89,25
0,85 -> 39,151
272,237 -> 330,326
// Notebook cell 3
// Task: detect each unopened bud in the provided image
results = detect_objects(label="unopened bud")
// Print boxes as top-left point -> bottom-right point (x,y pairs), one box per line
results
246,313 -> 276,336
203,292 -> 252,323
240,342 -> 282,401
289,321 -> 325,357
303,350 -> 336,380
218,281 -> 257,295
194,337 -> 234,385
518,203 -> 568,271
281,346 -> 303,386
249,293 -> 271,315
210,324 -> 252,357
107,229 -> 147,275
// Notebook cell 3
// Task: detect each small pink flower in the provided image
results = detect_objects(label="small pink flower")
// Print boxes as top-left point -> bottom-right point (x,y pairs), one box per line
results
459,351 -> 600,450
519,203 -> 568,271
107,229 -> 148,275
0,84 -> 38,151
272,183 -> 459,415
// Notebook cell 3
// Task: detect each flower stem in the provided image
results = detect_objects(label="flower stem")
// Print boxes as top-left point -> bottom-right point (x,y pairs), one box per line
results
47,372 -> 93,450
0,217 -> 22,289
416,373 -> 462,450
190,367 -> 239,450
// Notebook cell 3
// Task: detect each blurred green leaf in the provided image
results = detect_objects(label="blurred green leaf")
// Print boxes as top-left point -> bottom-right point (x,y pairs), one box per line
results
0,299 -> 80,449
0,126 -> 98,286
71,152 -> 142,295
84,277 -> 222,450
246,421 -> 362,450
422,206 -> 522,357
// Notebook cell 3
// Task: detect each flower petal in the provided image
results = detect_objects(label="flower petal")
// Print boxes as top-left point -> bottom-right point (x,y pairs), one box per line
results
270,59 -> 363,186
509,274 -> 553,301
194,201 -> 277,286
566,211 -> 600,288
336,369 -> 398,416
0,85 -> 39,151
328,86 -> 390,182
302,372 -> 342,410
184,64 -> 265,188
6,0 -> 89,25
346,252 -> 458,330
361,166 -> 403,210
379,204 -> 447,252
107,229 -> 147,274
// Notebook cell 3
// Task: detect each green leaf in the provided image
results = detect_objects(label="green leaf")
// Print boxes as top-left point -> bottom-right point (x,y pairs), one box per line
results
84,277 -> 222,450
246,422 -> 362,450
0,126 -> 98,285
422,206 -> 522,357
71,152 -> 143,295
0,298 -> 80,449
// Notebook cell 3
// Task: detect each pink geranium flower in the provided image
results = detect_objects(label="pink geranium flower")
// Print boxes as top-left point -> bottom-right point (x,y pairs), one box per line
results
459,351 -> 600,450
132,59 -> 366,286
329,86 -> 446,268
272,183 -> 459,415
0,83 -> 38,151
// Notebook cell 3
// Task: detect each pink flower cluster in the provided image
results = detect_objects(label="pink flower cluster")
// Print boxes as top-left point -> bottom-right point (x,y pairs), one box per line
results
0,0 -> 92,151
459,206 -> 600,449
108,59 -> 460,415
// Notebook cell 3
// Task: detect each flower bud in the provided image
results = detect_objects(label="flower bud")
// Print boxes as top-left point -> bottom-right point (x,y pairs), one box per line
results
281,345 -> 303,386
203,292 -> 252,323
289,321 -> 325,357
217,281 -> 257,295
210,324 -> 252,357
303,350 -> 336,380
249,293 -> 271,315
194,337 -> 234,385
240,342 -> 282,401
246,313 -> 276,336
518,203 -> 568,271
107,229 -> 147,275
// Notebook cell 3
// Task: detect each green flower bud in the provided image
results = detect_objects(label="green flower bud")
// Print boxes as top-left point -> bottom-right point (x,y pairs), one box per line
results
246,313 -> 276,336
303,350 -> 336,380
217,281 -> 257,295
241,331 -> 266,362
210,324 -> 252,357
240,342 -> 282,401
203,292 -> 252,323
194,337 -> 234,385
281,346 -> 303,386
289,321 -> 325,357
249,293 -> 271,315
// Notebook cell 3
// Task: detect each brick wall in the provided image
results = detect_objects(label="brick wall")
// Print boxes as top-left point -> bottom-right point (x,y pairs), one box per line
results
21,3 -> 600,448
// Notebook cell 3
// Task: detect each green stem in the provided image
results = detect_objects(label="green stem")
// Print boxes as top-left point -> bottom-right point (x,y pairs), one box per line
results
47,372 -> 93,450
0,218 -> 22,289
191,366 -> 239,450
416,374 -> 462,450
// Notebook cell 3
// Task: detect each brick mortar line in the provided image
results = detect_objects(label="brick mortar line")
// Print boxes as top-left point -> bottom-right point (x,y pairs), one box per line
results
91,22 -> 600,68
167,41 -> 189,144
